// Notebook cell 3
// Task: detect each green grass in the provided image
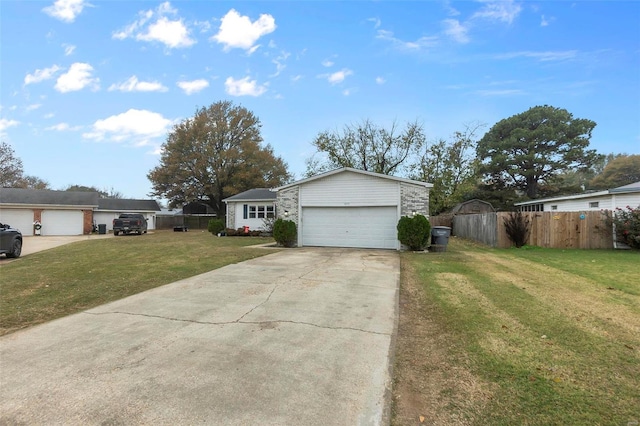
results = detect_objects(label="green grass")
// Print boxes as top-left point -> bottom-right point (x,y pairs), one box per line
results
401,238 -> 639,425
0,231 -> 278,335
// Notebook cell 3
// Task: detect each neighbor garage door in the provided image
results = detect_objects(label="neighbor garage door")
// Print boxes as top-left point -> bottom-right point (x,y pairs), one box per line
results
41,210 -> 84,235
0,209 -> 34,235
301,206 -> 398,249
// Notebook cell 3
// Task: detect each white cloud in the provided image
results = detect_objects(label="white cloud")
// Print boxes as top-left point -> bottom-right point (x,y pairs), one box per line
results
474,89 -> 525,96
83,109 -> 172,144
0,118 -> 19,132
472,0 -> 522,24
26,104 -> 42,112
55,62 -> 99,92
376,77 -> 386,85
443,19 -> 470,43
24,65 -> 61,85
540,15 -> 555,27
495,50 -> 578,62
45,122 -> 81,131
342,89 -> 352,96
42,0 -> 87,23
63,44 -> 76,56
113,2 -> 195,49
224,76 -> 268,97
138,16 -> 195,48
291,75 -> 303,83
109,76 -> 168,92
270,51 -> 290,77
376,29 -> 438,51
44,113 -> 55,119
322,59 -> 334,67
212,9 -> 276,52
177,79 -> 209,95
367,17 -> 381,29
321,68 -> 353,85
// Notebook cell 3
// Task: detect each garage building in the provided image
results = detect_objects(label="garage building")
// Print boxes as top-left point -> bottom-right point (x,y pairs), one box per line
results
275,168 -> 432,250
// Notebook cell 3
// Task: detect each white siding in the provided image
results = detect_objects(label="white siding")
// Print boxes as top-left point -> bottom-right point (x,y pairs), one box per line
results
0,209 -> 34,235
300,171 -> 399,207
545,193 -> 640,212
231,202 -> 276,231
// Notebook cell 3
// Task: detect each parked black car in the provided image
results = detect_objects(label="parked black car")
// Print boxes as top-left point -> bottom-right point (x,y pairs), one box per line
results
113,213 -> 148,236
0,223 -> 22,258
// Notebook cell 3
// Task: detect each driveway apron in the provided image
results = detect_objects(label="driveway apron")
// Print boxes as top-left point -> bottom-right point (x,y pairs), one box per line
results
0,248 -> 399,425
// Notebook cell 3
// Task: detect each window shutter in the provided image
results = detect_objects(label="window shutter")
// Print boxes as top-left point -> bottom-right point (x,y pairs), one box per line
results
243,204 -> 248,219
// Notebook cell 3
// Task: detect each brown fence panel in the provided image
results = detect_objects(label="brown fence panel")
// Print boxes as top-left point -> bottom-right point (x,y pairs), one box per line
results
430,214 -> 453,228
453,213 -> 498,247
454,211 -> 613,249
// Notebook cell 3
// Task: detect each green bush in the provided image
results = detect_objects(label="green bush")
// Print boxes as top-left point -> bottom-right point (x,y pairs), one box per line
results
273,218 -> 297,247
397,214 -> 431,250
503,211 -> 530,248
207,219 -> 225,235
606,206 -> 640,249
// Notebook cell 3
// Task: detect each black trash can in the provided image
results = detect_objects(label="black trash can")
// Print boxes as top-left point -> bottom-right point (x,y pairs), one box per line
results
98,224 -> 107,235
431,226 -> 451,252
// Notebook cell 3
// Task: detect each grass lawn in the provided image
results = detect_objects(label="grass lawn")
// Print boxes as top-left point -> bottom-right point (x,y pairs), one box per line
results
393,238 -> 639,425
0,231 -> 278,336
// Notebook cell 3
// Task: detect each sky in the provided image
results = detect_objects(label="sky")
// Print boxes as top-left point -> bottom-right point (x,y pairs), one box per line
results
1,0 -> 639,200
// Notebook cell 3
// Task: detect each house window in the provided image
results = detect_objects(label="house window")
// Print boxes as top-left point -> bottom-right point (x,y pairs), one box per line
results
589,202 -> 599,208
551,205 -> 558,211
244,204 -> 275,219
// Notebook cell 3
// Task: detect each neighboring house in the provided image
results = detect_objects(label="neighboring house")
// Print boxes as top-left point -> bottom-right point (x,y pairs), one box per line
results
223,188 -> 277,231
0,188 -> 98,235
0,188 -> 160,236
515,181 -> 640,212
94,198 -> 161,232
274,167 -> 432,250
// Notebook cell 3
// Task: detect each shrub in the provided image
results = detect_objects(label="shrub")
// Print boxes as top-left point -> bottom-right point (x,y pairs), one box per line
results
503,211 -> 530,248
208,219 -> 225,235
605,206 -> 640,249
273,218 -> 297,247
397,214 -> 431,251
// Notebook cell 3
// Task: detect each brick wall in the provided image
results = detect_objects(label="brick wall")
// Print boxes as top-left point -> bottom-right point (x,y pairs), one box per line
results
276,186 -> 299,226
400,183 -> 430,218
83,210 -> 93,234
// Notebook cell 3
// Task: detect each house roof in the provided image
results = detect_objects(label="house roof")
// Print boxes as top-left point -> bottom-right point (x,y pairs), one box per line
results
97,198 -> 161,212
223,188 -> 276,202
275,167 -> 433,191
0,188 -> 99,207
515,181 -> 640,206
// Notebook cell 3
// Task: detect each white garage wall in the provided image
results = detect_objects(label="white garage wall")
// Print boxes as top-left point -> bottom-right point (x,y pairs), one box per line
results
0,209 -> 34,235
300,171 -> 398,207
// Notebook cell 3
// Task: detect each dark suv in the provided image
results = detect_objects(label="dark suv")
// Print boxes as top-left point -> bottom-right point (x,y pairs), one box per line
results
0,223 -> 22,258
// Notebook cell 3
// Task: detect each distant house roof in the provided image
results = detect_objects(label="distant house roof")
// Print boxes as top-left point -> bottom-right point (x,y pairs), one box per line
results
515,181 -> 640,206
97,198 -> 161,212
0,188 -> 99,207
158,208 -> 182,216
275,167 -> 433,190
223,188 -> 276,202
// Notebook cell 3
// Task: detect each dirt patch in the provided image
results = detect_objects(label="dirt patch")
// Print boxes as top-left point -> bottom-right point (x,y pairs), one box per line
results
391,261 -> 494,425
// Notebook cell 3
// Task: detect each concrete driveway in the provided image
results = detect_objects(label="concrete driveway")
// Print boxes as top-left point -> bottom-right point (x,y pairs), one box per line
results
0,248 -> 399,425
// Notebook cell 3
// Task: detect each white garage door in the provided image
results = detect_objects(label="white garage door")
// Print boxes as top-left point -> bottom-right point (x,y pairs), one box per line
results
0,209 -> 34,234
41,210 -> 84,235
302,207 -> 398,249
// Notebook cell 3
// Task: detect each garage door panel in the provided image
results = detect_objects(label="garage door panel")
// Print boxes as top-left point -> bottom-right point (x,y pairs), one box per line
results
302,207 -> 398,249
0,209 -> 34,235
41,210 -> 83,235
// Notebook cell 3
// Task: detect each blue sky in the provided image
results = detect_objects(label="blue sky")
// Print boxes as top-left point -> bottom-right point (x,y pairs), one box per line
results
1,0 -> 639,200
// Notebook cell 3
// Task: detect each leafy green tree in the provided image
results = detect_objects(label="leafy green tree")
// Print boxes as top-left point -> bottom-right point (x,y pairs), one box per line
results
0,141 -> 50,189
305,119 -> 425,177
413,123 -> 483,214
476,105 -> 602,200
148,101 -> 291,216
590,154 -> 640,189
65,185 -> 124,198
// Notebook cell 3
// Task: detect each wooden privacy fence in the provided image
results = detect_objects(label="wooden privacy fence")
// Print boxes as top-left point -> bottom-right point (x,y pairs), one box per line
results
156,215 -> 217,230
453,211 -> 614,249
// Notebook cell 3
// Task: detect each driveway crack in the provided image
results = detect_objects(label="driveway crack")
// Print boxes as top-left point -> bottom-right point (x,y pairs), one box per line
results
82,311 -> 388,335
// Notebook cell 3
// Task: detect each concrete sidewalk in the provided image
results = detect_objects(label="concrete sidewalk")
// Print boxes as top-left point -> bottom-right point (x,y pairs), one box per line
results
0,248 -> 399,425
